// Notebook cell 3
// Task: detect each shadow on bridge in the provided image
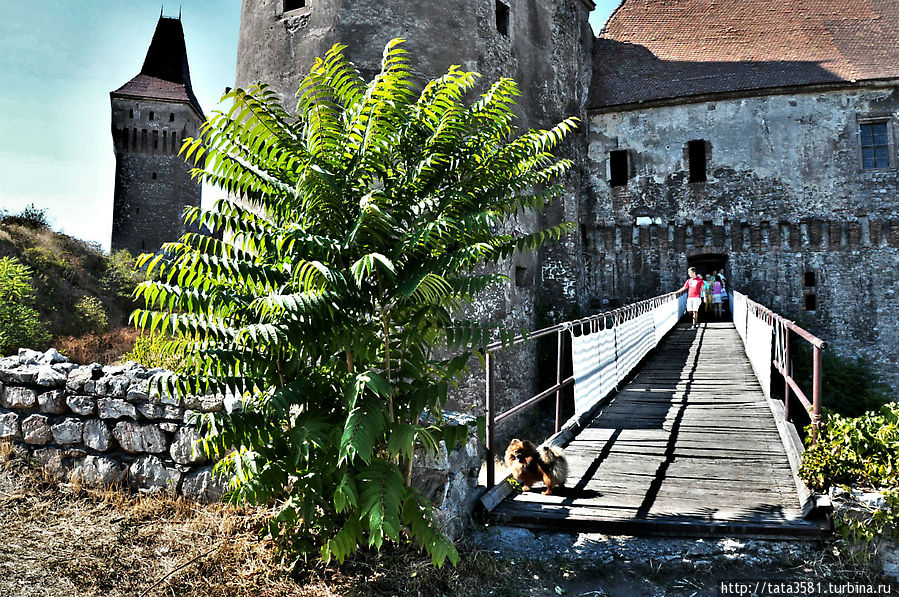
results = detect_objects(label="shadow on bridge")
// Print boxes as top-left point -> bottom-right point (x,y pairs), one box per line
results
488,322 -> 830,537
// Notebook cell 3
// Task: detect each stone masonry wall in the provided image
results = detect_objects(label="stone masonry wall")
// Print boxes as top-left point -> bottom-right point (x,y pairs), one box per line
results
0,348 -> 485,537
0,348 -> 226,501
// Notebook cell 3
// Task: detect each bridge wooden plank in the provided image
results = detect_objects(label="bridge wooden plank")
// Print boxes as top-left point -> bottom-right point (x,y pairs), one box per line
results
488,322 -> 827,537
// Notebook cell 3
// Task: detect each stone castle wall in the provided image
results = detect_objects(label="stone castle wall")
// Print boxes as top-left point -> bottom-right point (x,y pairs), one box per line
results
0,348 -> 226,501
585,85 -> 899,389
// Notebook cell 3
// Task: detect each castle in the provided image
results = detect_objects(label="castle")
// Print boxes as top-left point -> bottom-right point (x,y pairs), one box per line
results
110,15 -> 203,254
114,1 -> 899,391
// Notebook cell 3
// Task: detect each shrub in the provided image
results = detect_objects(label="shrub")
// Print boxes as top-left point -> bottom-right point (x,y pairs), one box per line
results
120,331 -> 185,373
133,40 -> 577,566
102,249 -> 145,304
72,296 -> 109,336
799,402 -> 899,491
0,256 -> 51,354
55,327 -> 139,365
1,204 -> 50,229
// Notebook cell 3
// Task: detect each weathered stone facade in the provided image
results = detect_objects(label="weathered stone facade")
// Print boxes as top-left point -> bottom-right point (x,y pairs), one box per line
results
110,16 -> 203,254
586,86 -> 899,387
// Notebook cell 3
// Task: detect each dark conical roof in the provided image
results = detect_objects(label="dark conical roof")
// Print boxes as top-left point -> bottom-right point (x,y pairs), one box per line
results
111,16 -> 204,117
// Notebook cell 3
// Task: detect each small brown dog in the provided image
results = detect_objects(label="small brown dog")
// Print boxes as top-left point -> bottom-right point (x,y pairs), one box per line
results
504,439 -> 568,495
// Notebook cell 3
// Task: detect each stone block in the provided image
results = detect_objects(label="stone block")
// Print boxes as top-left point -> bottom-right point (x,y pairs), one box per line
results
18,348 -> 42,365
170,427 -> 206,465
36,365 -> 67,388
37,390 -> 67,414
66,364 -> 102,392
0,411 -> 21,440
38,348 -> 69,365
51,418 -> 84,445
158,422 -> 179,433
83,420 -> 112,452
1,366 -> 39,384
125,379 -> 149,402
181,467 -> 225,502
73,455 -> 127,486
113,421 -> 166,453
2,386 -> 37,409
66,395 -> 96,416
22,414 -> 52,445
33,447 -> 67,479
136,401 -> 181,420
108,376 -> 131,398
129,455 -> 181,495
98,398 -> 138,420
149,384 -> 180,406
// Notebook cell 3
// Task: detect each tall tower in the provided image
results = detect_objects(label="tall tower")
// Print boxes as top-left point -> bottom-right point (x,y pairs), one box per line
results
110,15 -> 204,254
234,0 -> 596,412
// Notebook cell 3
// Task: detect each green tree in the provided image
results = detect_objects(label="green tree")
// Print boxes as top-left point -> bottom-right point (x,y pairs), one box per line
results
133,40 -> 577,566
0,256 -> 51,354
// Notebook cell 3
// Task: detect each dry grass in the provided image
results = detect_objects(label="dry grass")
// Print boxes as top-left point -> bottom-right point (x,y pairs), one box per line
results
54,327 -> 140,365
0,441 -> 892,597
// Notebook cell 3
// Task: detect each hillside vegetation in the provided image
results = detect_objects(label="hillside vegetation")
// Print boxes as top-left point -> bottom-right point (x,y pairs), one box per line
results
0,206 -> 142,363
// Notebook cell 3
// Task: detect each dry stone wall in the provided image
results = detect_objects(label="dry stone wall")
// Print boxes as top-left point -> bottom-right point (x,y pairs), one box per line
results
0,348 -> 226,501
0,348 -> 486,536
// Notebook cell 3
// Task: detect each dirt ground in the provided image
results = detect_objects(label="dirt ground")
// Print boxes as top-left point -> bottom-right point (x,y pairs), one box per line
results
0,446 -> 893,597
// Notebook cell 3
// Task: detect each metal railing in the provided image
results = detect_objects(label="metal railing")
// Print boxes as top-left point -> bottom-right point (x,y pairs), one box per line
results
732,290 -> 826,438
484,290 -> 686,488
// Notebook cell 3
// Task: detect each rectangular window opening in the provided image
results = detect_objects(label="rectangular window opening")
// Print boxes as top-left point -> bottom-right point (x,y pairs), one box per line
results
151,172 -> 157,180
609,149 -> 629,187
804,271 -> 816,287
496,1 -> 510,36
515,266 -> 528,287
129,108 -> 134,119
860,122 -> 890,169
688,140 -> 707,183
804,294 -> 817,311
169,112 -> 175,122
149,111 -> 154,121
283,0 -> 306,11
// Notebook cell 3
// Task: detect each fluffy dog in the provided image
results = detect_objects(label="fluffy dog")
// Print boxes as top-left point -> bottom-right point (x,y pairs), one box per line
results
504,439 -> 568,495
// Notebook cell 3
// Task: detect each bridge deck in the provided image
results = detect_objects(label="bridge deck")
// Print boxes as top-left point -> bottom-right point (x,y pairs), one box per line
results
489,322 -> 830,537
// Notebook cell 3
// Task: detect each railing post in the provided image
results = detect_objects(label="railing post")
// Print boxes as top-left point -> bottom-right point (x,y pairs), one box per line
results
485,351 -> 495,489
783,326 -> 790,422
812,344 -> 823,442
555,329 -> 563,433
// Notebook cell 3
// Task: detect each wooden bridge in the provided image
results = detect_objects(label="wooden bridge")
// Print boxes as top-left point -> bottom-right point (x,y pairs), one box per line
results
480,291 -> 831,537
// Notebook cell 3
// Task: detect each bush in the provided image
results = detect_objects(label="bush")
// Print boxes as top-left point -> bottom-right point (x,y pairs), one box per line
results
102,249 -> 145,304
0,256 -> 51,355
120,331 -> 186,373
72,296 -> 109,336
1,204 -> 50,230
799,402 -> 899,491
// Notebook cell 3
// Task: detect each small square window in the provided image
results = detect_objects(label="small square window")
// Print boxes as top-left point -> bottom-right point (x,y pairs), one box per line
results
283,0 -> 305,11
496,1 -> 510,36
860,122 -> 890,169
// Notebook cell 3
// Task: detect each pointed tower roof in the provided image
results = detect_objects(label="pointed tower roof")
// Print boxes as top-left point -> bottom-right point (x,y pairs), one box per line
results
111,16 -> 204,117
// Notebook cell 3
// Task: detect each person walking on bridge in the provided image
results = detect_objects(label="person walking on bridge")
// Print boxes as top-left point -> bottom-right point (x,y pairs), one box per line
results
680,267 -> 704,330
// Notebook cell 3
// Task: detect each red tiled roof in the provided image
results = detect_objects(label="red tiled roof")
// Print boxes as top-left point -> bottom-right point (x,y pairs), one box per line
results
590,0 -> 899,109
112,74 -> 202,115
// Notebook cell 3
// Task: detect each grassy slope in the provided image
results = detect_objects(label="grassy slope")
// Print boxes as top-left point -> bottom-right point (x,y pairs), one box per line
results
0,220 -> 139,362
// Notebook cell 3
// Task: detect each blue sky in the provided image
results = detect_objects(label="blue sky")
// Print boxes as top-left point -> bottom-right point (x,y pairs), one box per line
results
0,1 -> 619,251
